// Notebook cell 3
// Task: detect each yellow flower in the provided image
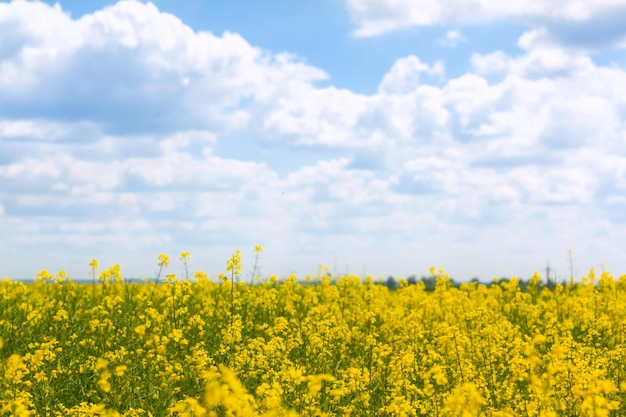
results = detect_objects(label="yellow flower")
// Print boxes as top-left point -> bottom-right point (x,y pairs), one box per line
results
53,309 -> 68,322
4,354 -> 29,384
529,271 -> 542,286
226,249 -> 242,275
157,253 -> 170,268
194,271 -> 208,281
171,329 -> 183,343
99,269 -> 112,282
89,258 -> 99,270
114,366 -> 127,377
36,269 -> 53,282
169,398 -> 207,416
95,358 -> 109,371
98,370 -> 111,393
110,264 -> 122,282
56,270 -> 68,282
134,325 -> 146,337
423,381 -> 435,397
443,383 -> 484,417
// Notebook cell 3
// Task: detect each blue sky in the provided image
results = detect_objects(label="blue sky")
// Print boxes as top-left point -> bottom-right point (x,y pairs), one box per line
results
1,0 -> 625,281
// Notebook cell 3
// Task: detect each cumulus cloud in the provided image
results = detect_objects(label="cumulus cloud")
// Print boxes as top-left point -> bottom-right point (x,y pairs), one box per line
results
0,0 -> 327,134
378,56 -> 444,94
343,0 -> 626,49
259,37 -> 626,250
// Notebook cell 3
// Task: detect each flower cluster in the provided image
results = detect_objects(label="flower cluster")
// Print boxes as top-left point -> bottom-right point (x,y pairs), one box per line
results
1,254 -> 626,416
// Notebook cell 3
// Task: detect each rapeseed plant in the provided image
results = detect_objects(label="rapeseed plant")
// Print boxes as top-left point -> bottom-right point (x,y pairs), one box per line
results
1,252 -> 626,416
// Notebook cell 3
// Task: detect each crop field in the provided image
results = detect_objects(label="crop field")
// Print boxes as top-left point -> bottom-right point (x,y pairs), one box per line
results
1,251 -> 626,417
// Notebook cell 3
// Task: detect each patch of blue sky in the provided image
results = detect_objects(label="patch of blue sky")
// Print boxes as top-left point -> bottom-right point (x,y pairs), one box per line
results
591,49 -> 626,68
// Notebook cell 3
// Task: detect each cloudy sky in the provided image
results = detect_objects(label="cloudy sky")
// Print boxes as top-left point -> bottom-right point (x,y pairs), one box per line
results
1,0 -> 625,282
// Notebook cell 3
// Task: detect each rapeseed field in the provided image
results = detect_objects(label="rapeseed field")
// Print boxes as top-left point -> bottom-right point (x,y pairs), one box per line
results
2,249 -> 626,416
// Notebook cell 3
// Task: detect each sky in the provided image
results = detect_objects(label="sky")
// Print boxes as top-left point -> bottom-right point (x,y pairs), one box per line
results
1,0 -> 625,282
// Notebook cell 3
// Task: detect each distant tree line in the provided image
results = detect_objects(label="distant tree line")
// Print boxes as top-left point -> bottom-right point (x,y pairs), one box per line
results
381,275 -> 564,292
295,273 -> 566,292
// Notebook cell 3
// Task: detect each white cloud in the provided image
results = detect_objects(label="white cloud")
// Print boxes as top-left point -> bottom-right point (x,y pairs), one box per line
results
470,51 -> 509,75
439,30 -> 468,47
378,55 -> 444,95
344,0 -> 626,48
346,0 -> 626,28
261,84 -> 389,148
0,119 -> 73,141
0,0 -> 327,133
